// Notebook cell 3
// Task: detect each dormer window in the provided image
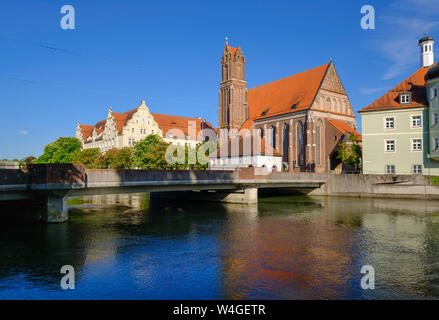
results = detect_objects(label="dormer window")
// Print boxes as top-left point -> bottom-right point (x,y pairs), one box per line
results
400,92 -> 411,105
291,101 -> 301,109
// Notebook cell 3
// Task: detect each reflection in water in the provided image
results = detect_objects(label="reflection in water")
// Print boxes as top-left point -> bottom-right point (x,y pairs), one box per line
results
0,193 -> 438,299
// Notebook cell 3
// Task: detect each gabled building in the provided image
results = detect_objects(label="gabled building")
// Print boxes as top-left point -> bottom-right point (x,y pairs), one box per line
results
76,100 -> 212,152
214,42 -> 360,173
359,34 -> 439,175
209,135 -> 282,171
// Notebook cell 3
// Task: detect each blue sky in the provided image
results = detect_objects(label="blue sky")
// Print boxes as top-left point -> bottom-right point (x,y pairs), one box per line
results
1,0 -> 438,159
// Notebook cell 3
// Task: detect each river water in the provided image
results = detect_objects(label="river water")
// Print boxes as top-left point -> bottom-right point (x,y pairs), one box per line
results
0,194 -> 438,300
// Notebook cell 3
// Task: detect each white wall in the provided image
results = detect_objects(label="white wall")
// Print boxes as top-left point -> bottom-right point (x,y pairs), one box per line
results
209,155 -> 282,171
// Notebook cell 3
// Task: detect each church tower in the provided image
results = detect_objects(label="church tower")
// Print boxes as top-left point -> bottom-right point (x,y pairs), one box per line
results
419,32 -> 435,68
218,42 -> 248,130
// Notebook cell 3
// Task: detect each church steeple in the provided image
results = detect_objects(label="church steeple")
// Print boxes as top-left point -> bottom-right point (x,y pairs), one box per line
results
219,41 -> 248,130
419,32 -> 435,68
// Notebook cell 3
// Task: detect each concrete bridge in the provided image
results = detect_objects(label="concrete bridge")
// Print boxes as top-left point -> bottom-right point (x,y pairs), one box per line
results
0,164 -> 326,223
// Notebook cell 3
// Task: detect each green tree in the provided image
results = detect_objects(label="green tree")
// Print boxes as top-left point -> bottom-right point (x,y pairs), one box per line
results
72,148 -> 101,168
95,148 -> 119,168
337,133 -> 362,171
93,148 -> 134,169
38,137 -> 82,163
193,141 -> 216,170
19,156 -> 37,170
110,147 -> 133,169
164,141 -> 216,170
132,134 -> 172,170
23,156 -> 37,164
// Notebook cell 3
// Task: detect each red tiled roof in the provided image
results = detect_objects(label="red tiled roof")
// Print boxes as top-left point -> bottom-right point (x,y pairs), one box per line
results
112,108 -> 137,134
241,63 -> 331,130
95,119 -> 107,135
327,119 -> 362,141
80,105 -> 204,141
359,65 -> 437,113
151,113 -> 202,139
216,135 -> 281,158
79,124 -> 94,142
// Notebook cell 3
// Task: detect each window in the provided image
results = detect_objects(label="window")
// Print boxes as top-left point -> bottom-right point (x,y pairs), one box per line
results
411,115 -> 422,127
132,128 -> 134,133
271,125 -> 276,149
385,140 -> 395,152
400,93 -> 411,104
435,89 -> 438,98
385,117 -> 395,129
316,126 -> 321,166
434,137 -> 439,150
412,139 -> 422,151
434,113 -> 438,126
413,165 -> 422,174
385,165 -> 395,174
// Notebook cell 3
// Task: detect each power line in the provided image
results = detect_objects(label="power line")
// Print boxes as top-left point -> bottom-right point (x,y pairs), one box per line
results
1,74 -> 140,97
0,74 -> 214,111
0,35 -> 150,71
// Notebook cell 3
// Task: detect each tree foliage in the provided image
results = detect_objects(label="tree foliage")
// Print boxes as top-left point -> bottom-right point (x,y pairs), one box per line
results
337,133 -> 362,171
132,134 -> 172,170
107,147 -> 133,169
24,156 -> 37,164
37,137 -> 82,163
72,148 -> 102,167
35,134 -> 214,170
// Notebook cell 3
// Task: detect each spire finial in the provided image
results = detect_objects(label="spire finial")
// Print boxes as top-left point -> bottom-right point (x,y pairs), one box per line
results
225,36 -> 229,45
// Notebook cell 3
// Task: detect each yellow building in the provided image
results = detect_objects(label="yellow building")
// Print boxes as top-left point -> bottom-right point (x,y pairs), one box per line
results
76,100 -> 212,152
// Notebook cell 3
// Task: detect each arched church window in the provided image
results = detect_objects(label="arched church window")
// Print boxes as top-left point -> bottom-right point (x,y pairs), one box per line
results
316,125 -> 321,166
271,125 -> 276,149
297,121 -> 304,167
283,123 -> 289,164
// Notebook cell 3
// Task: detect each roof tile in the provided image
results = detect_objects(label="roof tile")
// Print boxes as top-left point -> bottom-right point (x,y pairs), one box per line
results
359,65 -> 437,112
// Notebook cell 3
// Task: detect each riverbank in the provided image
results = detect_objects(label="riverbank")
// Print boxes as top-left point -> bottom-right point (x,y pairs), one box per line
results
295,174 -> 439,200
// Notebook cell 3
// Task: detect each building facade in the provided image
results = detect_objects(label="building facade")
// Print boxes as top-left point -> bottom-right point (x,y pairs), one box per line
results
76,100 -> 211,152
209,135 -> 282,171
427,64 -> 439,162
214,43 -> 360,173
360,34 -> 439,175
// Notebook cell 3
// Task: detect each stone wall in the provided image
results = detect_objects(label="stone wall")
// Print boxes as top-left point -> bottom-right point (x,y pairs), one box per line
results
308,174 -> 439,199
0,169 -> 28,186
27,164 -> 86,185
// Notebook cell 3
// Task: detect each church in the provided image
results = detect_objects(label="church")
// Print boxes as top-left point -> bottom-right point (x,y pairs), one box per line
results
213,42 -> 360,173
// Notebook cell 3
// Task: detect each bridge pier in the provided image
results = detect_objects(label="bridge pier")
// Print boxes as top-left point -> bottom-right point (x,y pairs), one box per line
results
37,192 -> 69,223
150,188 -> 258,204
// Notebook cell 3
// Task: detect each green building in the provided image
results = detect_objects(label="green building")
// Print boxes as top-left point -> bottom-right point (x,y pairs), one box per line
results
359,34 -> 439,175
427,64 -> 439,162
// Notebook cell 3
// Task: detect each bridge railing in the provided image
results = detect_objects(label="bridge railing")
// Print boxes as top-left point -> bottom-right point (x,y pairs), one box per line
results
85,168 -> 240,185
1,164 -> 327,193
268,172 -> 328,182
